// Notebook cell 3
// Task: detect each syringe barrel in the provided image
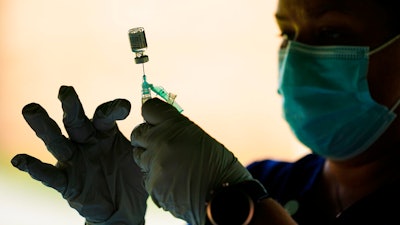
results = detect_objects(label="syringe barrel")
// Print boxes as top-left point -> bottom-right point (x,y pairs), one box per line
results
142,75 -> 152,104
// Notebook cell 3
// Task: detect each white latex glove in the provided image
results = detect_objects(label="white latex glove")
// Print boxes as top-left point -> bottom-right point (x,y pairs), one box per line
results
131,98 -> 254,225
12,86 -> 148,225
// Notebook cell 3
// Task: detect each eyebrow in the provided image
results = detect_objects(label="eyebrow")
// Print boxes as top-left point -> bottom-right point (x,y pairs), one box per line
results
275,13 -> 289,21
275,3 -> 347,21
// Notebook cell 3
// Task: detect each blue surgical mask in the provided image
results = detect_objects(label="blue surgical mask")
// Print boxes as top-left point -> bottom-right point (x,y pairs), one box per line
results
278,35 -> 400,160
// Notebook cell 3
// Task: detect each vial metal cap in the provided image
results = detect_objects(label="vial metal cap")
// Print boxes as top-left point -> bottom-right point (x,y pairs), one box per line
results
135,55 -> 149,64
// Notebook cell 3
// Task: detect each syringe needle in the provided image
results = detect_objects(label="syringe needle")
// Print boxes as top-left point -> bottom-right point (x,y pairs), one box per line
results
129,27 -> 183,112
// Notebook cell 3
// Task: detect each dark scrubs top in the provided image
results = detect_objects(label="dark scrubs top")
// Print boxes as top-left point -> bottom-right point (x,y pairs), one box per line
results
247,154 -> 400,225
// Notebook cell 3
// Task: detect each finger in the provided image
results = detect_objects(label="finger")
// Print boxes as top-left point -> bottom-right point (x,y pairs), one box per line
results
142,98 -> 181,125
130,122 -> 152,148
132,146 -> 151,173
131,123 -> 154,172
92,99 -> 131,132
11,154 -> 67,193
58,86 -> 95,143
22,103 -> 76,162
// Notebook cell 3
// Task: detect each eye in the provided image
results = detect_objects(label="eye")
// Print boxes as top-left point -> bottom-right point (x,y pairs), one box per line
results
316,27 -> 351,45
319,27 -> 341,39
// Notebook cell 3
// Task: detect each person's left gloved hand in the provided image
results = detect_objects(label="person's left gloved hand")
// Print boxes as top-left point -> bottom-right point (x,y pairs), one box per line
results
131,98 -> 254,225
11,86 -> 148,225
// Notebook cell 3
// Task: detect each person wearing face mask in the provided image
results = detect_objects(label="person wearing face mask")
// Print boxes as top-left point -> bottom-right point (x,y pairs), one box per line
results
131,0 -> 400,224
11,0 -> 400,225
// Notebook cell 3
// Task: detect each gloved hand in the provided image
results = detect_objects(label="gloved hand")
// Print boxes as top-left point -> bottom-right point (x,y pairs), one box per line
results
11,86 -> 148,225
131,98 -> 254,225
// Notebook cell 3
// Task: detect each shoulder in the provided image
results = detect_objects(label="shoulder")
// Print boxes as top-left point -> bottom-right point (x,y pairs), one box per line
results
247,154 -> 325,202
247,154 -> 325,185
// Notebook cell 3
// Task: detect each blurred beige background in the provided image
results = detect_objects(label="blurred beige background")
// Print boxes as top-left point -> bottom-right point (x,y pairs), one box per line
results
0,0 -> 308,224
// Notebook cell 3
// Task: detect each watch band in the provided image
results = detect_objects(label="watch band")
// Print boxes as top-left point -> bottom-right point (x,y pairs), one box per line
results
206,180 -> 269,225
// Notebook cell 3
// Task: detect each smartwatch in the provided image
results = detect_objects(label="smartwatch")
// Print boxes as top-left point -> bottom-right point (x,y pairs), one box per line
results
206,180 -> 269,225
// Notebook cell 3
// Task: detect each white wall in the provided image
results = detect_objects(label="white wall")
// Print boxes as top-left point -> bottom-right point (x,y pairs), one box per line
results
0,0 -> 308,224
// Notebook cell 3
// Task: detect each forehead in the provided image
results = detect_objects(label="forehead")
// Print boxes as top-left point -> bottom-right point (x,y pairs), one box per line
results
275,0 -> 397,47
276,0 -> 383,19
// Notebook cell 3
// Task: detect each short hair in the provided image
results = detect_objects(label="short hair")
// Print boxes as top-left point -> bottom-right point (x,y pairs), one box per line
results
375,0 -> 400,33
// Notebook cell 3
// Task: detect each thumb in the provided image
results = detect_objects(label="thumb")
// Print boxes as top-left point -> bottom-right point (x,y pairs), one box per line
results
142,98 -> 181,125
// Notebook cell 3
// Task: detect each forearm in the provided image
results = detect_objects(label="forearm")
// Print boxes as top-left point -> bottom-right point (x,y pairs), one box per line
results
250,198 -> 297,225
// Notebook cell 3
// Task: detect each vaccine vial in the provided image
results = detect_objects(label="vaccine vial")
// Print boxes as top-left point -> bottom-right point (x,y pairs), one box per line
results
128,27 -> 149,64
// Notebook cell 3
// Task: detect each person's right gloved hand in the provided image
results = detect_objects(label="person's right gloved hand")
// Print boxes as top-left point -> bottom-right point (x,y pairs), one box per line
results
131,98 -> 255,225
11,86 -> 148,225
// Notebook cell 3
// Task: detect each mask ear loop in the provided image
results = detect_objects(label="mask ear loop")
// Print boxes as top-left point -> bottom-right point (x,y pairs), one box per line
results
367,35 -> 400,113
390,98 -> 400,113
369,34 -> 400,55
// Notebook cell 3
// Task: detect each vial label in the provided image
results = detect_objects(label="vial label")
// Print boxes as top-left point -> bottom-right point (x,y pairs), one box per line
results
129,28 -> 147,51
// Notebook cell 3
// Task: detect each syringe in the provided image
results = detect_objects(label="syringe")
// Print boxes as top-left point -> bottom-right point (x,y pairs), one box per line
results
128,27 -> 183,112
142,76 -> 184,113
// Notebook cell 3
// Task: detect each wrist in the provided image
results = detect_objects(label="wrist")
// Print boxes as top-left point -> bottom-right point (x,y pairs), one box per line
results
205,180 -> 269,225
249,198 -> 297,225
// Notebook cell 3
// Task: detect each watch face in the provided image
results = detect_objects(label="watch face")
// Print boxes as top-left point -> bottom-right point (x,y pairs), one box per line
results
206,188 -> 254,225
